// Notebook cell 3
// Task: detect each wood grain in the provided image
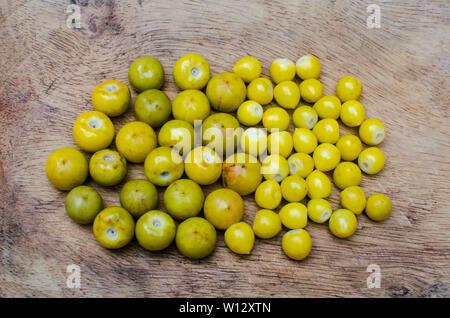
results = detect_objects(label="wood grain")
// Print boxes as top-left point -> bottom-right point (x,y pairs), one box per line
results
0,0 -> 449,298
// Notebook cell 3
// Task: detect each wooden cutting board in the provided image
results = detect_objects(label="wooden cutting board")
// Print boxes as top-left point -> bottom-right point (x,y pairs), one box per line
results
0,0 -> 449,297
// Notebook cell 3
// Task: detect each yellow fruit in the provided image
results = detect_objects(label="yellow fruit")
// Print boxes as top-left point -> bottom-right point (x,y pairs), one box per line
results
282,229 -> 312,260
172,89 -> 211,125
46,147 -> 88,191
313,143 -> 341,172
340,100 -> 365,127
233,56 -> 262,83
307,198 -> 332,223
299,79 -> 323,103
128,57 -> 164,92
173,53 -> 210,90
336,76 -> 362,102
224,222 -> 255,254
366,193 -> 392,221
306,169 -> 331,199
280,175 -> 308,202
144,146 -> 184,186
336,135 -> 362,161
270,58 -> 296,84
134,89 -> 172,128
184,146 -> 222,185
73,111 -> 115,153
333,162 -> 361,190
340,186 -> 366,215
240,127 -> 268,157
176,217 -> 217,259
92,80 -> 130,117
267,131 -> 294,158
202,112 -> 241,157
222,153 -> 262,195
358,147 -> 385,174
163,179 -> 204,220
359,118 -> 386,146
204,188 -> 244,230
93,207 -> 135,249
247,77 -> 273,105
293,106 -> 318,129
253,209 -> 282,239
237,100 -> 263,126
287,153 -> 314,178
135,210 -> 176,251
255,180 -> 282,210
262,107 -> 290,132
329,209 -> 357,238
279,203 -> 308,229
293,128 -> 318,154
296,55 -> 321,80
158,120 -> 194,155
89,149 -> 127,187
261,154 -> 290,182
313,95 -> 341,119
206,72 -> 247,112
115,121 -> 157,163
312,118 -> 339,144
274,81 -> 301,109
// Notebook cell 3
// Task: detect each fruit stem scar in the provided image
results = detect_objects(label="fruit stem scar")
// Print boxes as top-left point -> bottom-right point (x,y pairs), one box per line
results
106,228 -> 118,240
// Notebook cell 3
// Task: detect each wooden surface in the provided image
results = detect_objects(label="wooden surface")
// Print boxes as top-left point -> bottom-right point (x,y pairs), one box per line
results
0,0 -> 449,298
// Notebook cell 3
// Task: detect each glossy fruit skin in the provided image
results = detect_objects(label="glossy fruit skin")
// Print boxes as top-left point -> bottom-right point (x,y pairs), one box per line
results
313,143 -> 341,172
262,107 -> 290,132
206,72 -> 246,112
46,147 -> 88,191
296,55 -> 321,80
312,118 -> 340,144
282,229 -> 312,260
172,89 -> 211,125
173,53 -> 210,90
336,135 -> 362,161
116,121 -> 157,163
270,59 -> 296,84
255,180 -> 282,210
65,186 -> 103,224
73,111 -> 115,153
336,76 -> 362,102
128,57 -> 164,92
224,222 -> 255,254
93,206 -> 135,249
306,169 -> 331,199
204,188 -> 244,230
233,57 -> 261,83
274,81 -> 301,109
359,118 -> 386,146
340,186 -> 366,215
300,79 -> 323,103
164,179 -> 204,220
293,128 -> 318,154
176,217 -> 217,259
120,179 -> 158,218
237,100 -> 263,126
329,209 -> 357,238
202,113 -> 241,157
293,106 -> 318,129
184,146 -> 222,185
280,175 -> 308,202
358,147 -> 385,175
340,100 -> 365,127
253,209 -> 282,239
222,153 -> 262,195
287,153 -> 314,178
92,80 -> 131,117
134,89 -> 171,128
307,198 -> 332,223
333,162 -> 361,190
262,154 -> 290,182
366,193 -> 392,221
267,131 -> 293,158
279,203 -> 308,229
313,95 -> 341,120
247,77 -> 273,105
135,210 -> 176,251
240,127 -> 268,157
89,149 -> 127,187
144,147 -> 184,186
158,120 -> 194,155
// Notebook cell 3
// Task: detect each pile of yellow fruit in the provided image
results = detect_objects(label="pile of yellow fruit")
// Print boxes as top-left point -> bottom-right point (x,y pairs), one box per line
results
46,53 -> 392,261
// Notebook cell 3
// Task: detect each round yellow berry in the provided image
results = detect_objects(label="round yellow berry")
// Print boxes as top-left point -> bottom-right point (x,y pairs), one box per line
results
336,76 -> 362,102
158,120 -> 194,155
279,203 -> 308,229
293,128 -> 318,154
206,72 -> 247,112
255,180 -> 282,210
333,162 -> 361,190
307,198 -> 332,223
247,77 -> 274,105
274,81 -> 300,109
313,143 -> 341,172
358,147 -> 385,175
115,121 -> 157,163
313,95 -> 341,119
237,100 -> 263,126
224,222 -> 255,254
253,209 -> 282,239
173,53 -> 211,90
282,229 -> 312,261
262,107 -> 290,132
204,188 -> 244,230
73,111 -> 115,153
293,106 -> 318,129
267,131 -> 294,158
240,127 -> 268,157
340,186 -> 366,215
340,100 -> 365,127
172,89 -> 210,125
296,55 -> 321,80
92,80 -> 130,117
359,118 -> 386,146
366,193 -> 392,221
299,79 -> 323,103
287,153 -> 314,178
233,56 -> 262,83
184,146 -> 223,185
270,58 -> 296,84
261,154 -> 290,182
280,175 -> 308,202
329,209 -> 357,238
306,169 -> 331,199
336,135 -> 362,161
312,118 -> 339,144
